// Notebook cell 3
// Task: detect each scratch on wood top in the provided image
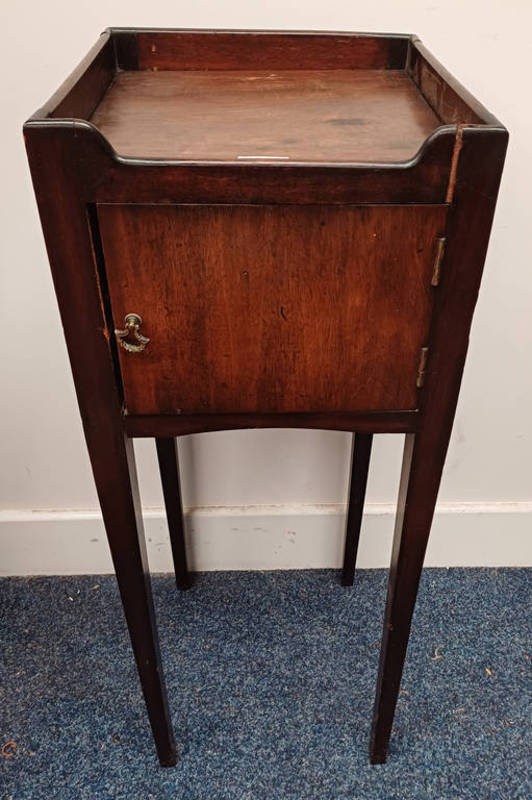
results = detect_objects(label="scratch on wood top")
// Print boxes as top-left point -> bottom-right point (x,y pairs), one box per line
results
446,125 -> 464,203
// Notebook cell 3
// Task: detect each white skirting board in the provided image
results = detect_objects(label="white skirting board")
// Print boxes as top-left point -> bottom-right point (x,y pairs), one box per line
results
0,502 -> 530,576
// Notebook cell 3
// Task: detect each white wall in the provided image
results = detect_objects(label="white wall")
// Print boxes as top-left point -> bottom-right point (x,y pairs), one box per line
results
1,1 -> 531,572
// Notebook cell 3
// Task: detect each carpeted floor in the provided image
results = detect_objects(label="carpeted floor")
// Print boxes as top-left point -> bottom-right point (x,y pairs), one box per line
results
0,568 -> 530,799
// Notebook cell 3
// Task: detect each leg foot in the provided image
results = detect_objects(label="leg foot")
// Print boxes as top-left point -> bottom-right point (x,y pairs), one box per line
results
369,430 -> 447,762
90,434 -> 176,765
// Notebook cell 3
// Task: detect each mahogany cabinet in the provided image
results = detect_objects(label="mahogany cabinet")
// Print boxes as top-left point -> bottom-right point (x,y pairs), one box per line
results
24,28 -> 507,767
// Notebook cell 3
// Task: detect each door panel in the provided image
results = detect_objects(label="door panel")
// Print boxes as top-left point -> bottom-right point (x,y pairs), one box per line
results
98,204 -> 447,415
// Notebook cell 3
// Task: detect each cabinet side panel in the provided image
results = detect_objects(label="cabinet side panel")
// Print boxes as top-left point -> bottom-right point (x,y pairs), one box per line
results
407,41 -> 495,125
46,35 -> 116,119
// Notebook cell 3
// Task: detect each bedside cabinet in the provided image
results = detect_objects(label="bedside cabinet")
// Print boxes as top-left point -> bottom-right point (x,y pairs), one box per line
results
24,28 -> 507,766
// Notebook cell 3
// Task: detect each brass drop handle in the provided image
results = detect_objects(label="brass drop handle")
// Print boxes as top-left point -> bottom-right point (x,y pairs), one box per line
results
114,313 -> 150,353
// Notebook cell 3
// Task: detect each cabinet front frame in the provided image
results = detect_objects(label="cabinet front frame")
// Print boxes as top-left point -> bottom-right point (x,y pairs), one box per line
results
96,201 -> 448,418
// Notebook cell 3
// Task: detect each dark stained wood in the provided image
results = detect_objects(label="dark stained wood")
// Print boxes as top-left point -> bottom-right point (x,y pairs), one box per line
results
24,29 -> 507,768
86,129 -> 456,204
24,125 -> 177,767
134,30 -> 409,71
98,203 -> 447,415
156,438 -> 191,590
113,30 -> 139,70
407,39 -> 499,126
342,433 -> 373,586
91,69 -> 440,163
369,126 -> 508,763
41,32 -> 115,120
123,411 -> 418,437
27,120 -> 457,208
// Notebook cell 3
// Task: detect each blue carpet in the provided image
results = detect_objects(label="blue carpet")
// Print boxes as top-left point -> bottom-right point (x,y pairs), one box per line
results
0,568 -> 530,799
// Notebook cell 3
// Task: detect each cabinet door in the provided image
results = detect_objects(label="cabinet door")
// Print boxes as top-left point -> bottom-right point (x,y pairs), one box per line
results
98,204 -> 447,415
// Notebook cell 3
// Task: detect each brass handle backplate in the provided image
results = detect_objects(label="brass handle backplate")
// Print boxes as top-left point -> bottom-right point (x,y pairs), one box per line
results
115,313 -> 150,353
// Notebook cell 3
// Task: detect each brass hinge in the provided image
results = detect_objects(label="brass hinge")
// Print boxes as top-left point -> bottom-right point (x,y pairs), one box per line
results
431,237 -> 446,286
416,347 -> 429,388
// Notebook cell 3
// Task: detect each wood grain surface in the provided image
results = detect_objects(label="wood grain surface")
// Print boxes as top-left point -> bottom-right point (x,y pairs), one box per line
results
98,203 -> 447,415
90,70 -> 441,163
123,410 -> 418,437
25,28 -> 507,768
24,125 -> 177,767
135,31 -> 408,71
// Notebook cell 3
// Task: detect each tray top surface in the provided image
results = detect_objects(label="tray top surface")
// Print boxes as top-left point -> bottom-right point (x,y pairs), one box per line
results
90,69 -> 441,163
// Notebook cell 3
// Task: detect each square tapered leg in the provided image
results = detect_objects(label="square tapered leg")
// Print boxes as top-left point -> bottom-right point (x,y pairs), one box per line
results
342,433 -> 373,586
156,437 -> 192,591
